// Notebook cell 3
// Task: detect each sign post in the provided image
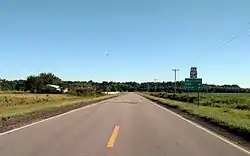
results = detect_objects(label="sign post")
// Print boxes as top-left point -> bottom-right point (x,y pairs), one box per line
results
198,87 -> 200,106
185,78 -> 202,105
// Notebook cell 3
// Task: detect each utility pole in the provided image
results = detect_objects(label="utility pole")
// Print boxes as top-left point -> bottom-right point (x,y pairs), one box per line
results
0,78 -> 2,91
147,83 -> 150,92
154,79 -> 158,92
172,69 -> 180,95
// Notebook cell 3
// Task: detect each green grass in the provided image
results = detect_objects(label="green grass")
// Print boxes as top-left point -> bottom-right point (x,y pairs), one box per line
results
150,92 -> 250,110
141,93 -> 250,136
0,93 -> 114,118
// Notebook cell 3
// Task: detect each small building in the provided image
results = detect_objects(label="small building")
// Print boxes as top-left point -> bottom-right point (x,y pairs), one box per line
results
103,92 -> 120,95
46,84 -> 68,93
62,88 -> 68,93
47,84 -> 61,92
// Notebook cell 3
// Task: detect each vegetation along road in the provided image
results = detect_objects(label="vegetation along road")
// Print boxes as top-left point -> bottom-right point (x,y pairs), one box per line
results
0,92 -> 117,133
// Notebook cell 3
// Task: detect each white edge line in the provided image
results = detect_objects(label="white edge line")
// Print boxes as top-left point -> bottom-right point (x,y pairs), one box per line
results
0,98 -> 113,136
150,101 -> 250,155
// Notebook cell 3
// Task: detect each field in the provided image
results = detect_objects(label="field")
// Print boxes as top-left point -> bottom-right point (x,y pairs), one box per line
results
0,92 -> 112,118
150,92 -> 250,110
142,92 -> 250,140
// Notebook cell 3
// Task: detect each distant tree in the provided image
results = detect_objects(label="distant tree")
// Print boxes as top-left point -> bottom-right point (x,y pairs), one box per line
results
14,80 -> 26,91
25,75 -> 39,92
38,73 -> 62,85
1,73 -> 249,93
24,73 -> 62,93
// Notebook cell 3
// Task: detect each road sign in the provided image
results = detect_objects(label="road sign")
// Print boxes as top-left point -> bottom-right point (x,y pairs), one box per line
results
185,78 -> 202,91
190,67 -> 197,79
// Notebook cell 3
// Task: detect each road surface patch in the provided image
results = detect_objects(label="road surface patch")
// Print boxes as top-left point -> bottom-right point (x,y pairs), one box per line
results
107,125 -> 120,148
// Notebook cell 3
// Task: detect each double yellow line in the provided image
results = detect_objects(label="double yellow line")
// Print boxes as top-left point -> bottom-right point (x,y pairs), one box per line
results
107,126 -> 120,148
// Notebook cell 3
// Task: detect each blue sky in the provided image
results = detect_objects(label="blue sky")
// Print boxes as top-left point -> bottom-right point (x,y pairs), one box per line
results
1,0 -> 250,87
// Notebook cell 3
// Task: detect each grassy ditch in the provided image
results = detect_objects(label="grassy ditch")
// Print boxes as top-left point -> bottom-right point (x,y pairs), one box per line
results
150,92 -> 250,110
0,92 -> 118,133
0,93 -> 116,118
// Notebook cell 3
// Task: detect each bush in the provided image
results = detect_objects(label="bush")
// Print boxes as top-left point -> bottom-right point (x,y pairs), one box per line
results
68,87 -> 96,96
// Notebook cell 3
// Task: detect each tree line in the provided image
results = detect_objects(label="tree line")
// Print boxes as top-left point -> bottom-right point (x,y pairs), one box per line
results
0,73 -> 249,93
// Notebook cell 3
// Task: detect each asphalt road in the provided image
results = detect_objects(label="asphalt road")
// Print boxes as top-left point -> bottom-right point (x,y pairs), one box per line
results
0,93 -> 249,156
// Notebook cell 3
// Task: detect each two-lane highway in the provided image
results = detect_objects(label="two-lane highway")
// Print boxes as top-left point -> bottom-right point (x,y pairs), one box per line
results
0,93 -> 249,156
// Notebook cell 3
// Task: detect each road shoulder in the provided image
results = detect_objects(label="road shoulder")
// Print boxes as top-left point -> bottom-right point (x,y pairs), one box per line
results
140,93 -> 250,153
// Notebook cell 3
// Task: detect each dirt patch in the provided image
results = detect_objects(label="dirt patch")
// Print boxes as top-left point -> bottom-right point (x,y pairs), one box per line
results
0,96 -> 115,133
144,97 -> 250,151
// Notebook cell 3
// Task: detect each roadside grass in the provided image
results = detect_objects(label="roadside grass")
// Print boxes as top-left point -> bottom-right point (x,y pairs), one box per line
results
150,92 -> 250,110
0,93 -> 114,118
141,93 -> 250,137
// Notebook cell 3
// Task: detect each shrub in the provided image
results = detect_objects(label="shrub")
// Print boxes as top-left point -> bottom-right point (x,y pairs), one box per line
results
68,87 -> 97,96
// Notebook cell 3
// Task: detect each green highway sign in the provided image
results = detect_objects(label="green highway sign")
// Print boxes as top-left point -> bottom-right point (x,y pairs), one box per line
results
185,78 -> 202,91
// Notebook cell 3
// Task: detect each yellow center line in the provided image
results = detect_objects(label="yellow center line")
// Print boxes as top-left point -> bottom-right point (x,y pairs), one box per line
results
107,126 -> 120,148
